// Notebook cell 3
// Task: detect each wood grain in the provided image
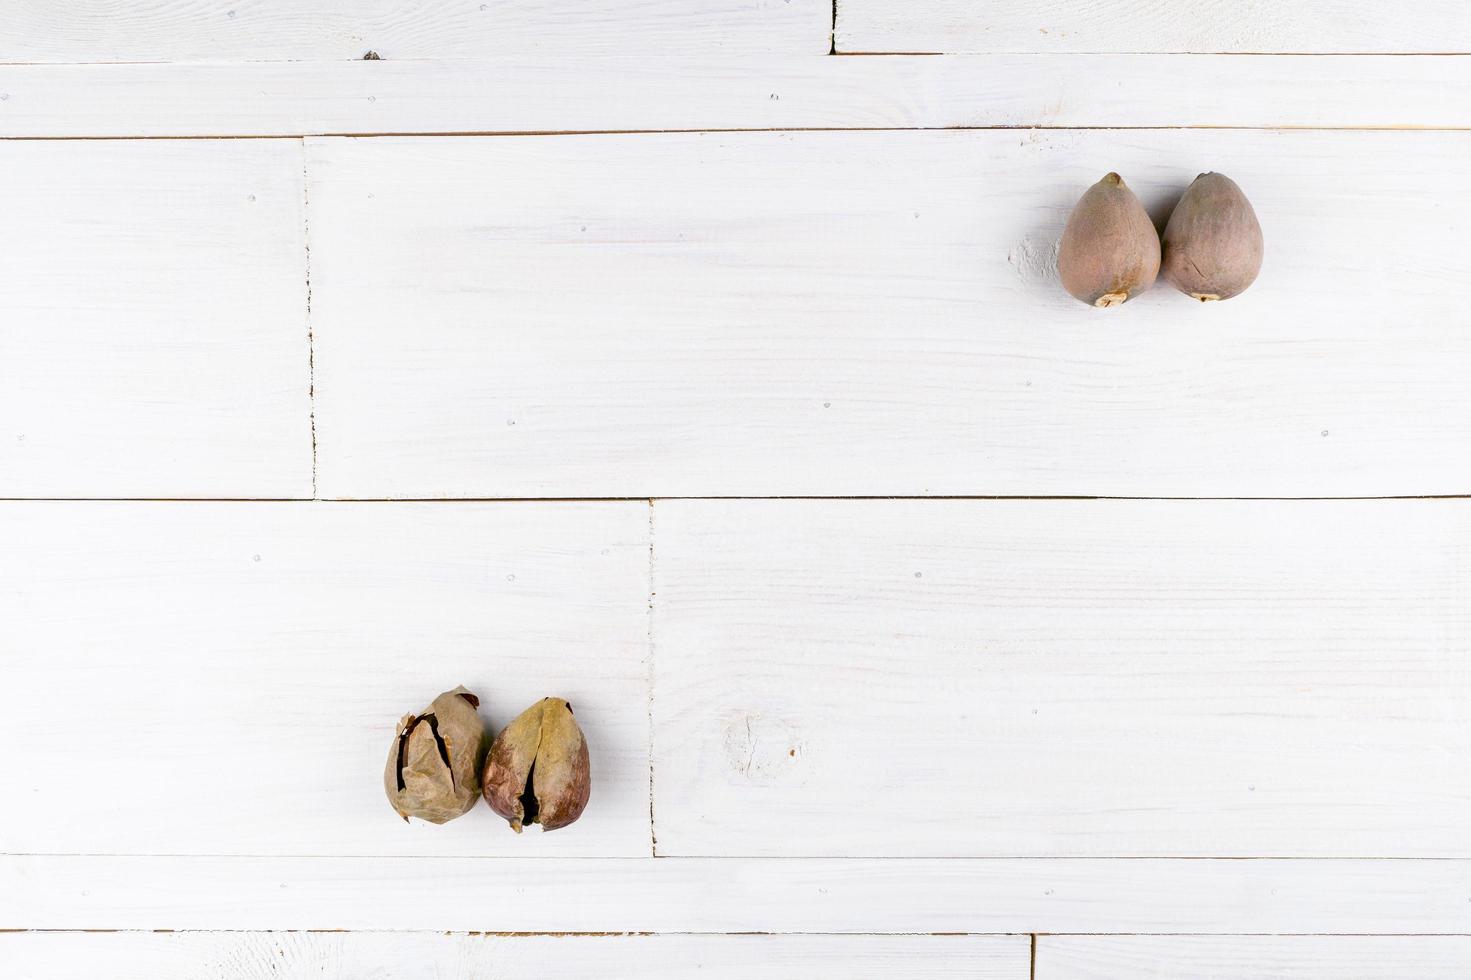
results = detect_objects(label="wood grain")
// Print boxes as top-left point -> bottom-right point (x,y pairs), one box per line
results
5,56 -> 1471,137
308,130 -> 1471,498
4,28 -> 1467,957
1038,935 -> 1471,979
0,0 -> 831,62
0,932 -> 1028,979
0,502 -> 651,856
5,856 -> 1469,932
0,139 -> 311,498
837,0 -> 1471,53
652,499 -> 1471,857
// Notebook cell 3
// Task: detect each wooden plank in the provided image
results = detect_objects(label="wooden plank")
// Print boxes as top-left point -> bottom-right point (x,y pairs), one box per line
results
0,140 -> 311,498
0,502 -> 651,855
837,0 -> 1471,53
1038,936 -> 1471,979
0,932 -> 1028,980
652,499 -> 1471,857
0,1 -> 831,62
4,856 -> 1469,932
307,130 -> 1471,499
6,56 -> 1471,137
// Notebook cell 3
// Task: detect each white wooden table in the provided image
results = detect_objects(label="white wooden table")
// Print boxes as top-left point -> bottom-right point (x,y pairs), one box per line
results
3,2 -> 1469,976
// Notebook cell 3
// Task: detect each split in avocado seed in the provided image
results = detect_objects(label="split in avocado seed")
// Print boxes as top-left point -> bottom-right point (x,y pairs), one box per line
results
482,697 -> 591,833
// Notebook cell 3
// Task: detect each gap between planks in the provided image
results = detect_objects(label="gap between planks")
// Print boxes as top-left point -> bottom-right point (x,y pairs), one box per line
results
2,929 -> 1468,937
299,139 -> 318,499
8,853 -> 1470,861
832,51 -> 1471,57
6,126 -> 1471,142
647,499 -> 658,857
5,495 -> 1471,503
6,54 -> 1471,65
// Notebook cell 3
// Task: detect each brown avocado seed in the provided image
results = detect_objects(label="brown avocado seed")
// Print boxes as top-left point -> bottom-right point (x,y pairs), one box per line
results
384,686 -> 488,824
482,697 -> 591,833
1161,172 -> 1264,302
1057,172 -> 1161,308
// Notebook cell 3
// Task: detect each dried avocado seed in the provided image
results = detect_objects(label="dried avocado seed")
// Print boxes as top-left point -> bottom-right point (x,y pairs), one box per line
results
482,697 -> 591,833
384,686 -> 488,824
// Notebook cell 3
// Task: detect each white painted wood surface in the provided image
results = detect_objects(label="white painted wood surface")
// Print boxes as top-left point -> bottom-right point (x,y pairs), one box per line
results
2,3 -> 1468,962
308,130 -> 1471,499
1038,935 -> 1471,979
836,0 -> 1471,53
0,0 -> 831,62
6,56 -> 1471,137
653,499 -> 1471,857
0,502 -> 651,856
0,140 -> 311,498
0,932 -> 1027,980
7,856 -> 1470,933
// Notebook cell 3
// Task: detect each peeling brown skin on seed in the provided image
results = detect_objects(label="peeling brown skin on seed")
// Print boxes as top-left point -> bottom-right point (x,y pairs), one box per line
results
394,715 -> 417,794
1162,172 -> 1263,302
1057,172 -> 1160,308
537,724 -> 591,831
481,698 -> 544,832
384,686 -> 488,825
483,697 -> 592,833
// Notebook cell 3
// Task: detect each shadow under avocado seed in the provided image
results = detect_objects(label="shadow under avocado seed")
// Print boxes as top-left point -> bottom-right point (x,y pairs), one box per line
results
1147,188 -> 1185,237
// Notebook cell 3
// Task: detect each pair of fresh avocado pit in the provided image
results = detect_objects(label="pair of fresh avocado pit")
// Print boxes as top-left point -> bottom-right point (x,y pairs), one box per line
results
1059,172 -> 1263,308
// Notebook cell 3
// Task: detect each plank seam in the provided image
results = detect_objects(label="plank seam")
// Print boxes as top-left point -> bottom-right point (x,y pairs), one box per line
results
299,139 -> 318,498
6,53 -> 1467,65
7,126 -> 1471,141
8,853 -> 1467,860
647,498 -> 658,858
831,50 -> 1471,57
3,928 -> 1469,937
4,495 -> 1471,503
